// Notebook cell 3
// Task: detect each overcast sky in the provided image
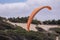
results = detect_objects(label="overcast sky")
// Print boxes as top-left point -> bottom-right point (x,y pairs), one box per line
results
0,0 -> 60,21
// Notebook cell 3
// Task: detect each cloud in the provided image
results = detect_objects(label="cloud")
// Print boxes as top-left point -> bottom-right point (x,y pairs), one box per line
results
0,0 -> 60,21
0,3 -> 26,10
0,3 -> 29,17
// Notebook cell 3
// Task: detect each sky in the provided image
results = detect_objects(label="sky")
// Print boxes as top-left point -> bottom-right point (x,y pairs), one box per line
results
0,0 -> 60,21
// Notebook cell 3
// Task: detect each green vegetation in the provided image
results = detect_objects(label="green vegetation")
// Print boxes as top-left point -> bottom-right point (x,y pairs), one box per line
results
49,27 -> 60,35
0,16 -> 60,25
8,16 -> 41,25
8,17 -> 28,23
43,20 -> 60,25
0,16 -> 60,40
0,26 -> 56,40
8,17 -> 60,25
0,17 -> 15,30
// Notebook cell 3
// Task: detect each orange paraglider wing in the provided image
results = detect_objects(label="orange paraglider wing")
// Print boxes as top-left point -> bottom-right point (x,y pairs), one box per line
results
27,6 -> 52,31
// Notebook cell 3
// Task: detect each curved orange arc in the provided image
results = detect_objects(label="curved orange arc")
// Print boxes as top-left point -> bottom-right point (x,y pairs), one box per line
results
27,6 -> 52,31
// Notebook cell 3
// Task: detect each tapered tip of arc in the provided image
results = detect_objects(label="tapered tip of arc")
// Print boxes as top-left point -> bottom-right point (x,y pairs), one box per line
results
45,6 -> 52,10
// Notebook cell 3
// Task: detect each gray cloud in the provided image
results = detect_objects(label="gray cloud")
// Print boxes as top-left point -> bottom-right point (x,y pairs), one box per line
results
0,0 -> 60,21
